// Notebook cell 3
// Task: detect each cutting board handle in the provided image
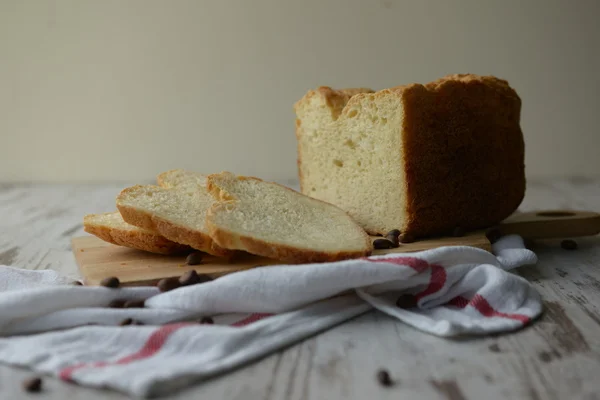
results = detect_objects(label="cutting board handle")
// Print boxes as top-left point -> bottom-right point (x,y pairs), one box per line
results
498,209 -> 600,239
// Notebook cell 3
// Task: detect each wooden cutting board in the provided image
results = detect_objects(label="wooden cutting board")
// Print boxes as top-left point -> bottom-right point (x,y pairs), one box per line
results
72,210 -> 600,286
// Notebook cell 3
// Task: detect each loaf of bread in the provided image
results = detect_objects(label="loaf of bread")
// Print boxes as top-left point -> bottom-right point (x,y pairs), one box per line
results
294,74 -> 525,239
83,212 -> 189,255
205,171 -> 372,263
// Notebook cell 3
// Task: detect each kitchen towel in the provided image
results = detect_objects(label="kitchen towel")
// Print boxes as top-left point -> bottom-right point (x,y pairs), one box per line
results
0,235 -> 541,397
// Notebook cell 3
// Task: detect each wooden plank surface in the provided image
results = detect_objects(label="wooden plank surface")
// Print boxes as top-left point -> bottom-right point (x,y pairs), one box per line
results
72,232 -> 491,286
1,178 -> 600,400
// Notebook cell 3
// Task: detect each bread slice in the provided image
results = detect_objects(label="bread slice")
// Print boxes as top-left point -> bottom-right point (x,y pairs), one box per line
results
157,169 -> 207,191
116,183 -> 236,258
205,171 -> 372,263
294,74 -> 525,239
83,211 -> 189,255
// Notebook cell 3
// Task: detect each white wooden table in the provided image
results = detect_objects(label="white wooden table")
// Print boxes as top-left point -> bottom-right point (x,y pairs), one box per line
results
1,179 -> 600,400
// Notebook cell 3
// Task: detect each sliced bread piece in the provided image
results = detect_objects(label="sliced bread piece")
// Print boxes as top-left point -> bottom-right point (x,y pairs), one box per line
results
83,211 -> 189,255
157,169 -> 207,191
205,171 -> 372,263
116,184 -> 236,258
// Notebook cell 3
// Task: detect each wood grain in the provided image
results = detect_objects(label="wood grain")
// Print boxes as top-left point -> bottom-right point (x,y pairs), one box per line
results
0,179 -> 600,400
72,232 -> 491,286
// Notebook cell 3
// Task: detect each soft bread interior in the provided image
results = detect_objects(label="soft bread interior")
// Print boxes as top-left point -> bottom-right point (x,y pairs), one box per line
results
206,172 -> 372,262
295,91 -> 407,235
85,211 -> 154,233
116,184 -> 232,257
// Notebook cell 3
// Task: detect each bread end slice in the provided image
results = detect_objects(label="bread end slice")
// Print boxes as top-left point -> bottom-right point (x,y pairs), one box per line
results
83,211 -> 189,255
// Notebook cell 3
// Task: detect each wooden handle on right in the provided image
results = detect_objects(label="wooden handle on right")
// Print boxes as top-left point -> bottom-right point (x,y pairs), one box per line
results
498,210 -> 600,239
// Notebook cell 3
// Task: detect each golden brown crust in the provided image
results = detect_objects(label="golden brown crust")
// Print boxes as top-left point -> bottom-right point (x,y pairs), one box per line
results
83,218 -> 190,255
116,203 -> 237,258
205,172 -> 372,264
206,214 -> 371,264
295,73 -> 525,238
399,74 -> 525,238
293,87 -> 374,120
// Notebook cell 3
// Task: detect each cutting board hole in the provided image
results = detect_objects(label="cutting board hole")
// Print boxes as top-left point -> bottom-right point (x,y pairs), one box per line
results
536,211 -> 575,217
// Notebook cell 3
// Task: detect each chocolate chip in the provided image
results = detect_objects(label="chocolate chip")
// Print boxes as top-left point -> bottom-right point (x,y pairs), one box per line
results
373,238 -> 394,249
199,317 -> 214,324
157,277 -> 180,292
108,299 -> 127,308
561,239 -> 578,250
376,369 -> 394,387
22,377 -> 42,393
100,276 -> 120,288
452,226 -> 465,237
185,251 -> 203,266
399,233 -> 415,243
119,318 -> 133,326
124,299 -> 145,308
396,294 -> 417,309
485,227 -> 503,244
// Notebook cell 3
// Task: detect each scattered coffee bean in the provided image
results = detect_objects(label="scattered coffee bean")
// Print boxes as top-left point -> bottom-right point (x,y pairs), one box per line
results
452,226 -> 465,237
399,233 -> 415,243
108,299 -> 127,308
373,238 -> 394,250
119,318 -> 133,326
22,376 -> 42,393
72,281 -> 83,286
100,276 -> 120,289
485,227 -> 503,244
124,299 -> 145,308
157,277 -> 180,292
396,294 -> 417,309
561,239 -> 578,250
385,229 -> 401,247
385,235 -> 399,247
376,369 -> 394,387
386,229 -> 401,238
132,320 -> 144,325
199,317 -> 214,324
185,252 -> 203,266
179,270 -> 201,286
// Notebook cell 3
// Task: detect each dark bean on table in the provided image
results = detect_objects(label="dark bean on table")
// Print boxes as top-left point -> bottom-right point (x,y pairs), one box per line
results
399,233 -> 415,243
396,294 -> 417,309
373,238 -> 394,249
561,239 -> 578,250
199,317 -> 214,324
100,276 -> 120,289
124,299 -> 146,308
179,270 -> 201,286
185,252 -> 203,266
108,299 -> 127,308
157,277 -> 180,292
376,369 -> 394,387
386,229 -> 401,238
22,376 -> 43,393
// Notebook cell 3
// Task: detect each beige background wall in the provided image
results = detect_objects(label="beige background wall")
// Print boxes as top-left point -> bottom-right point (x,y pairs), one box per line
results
0,0 -> 598,183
